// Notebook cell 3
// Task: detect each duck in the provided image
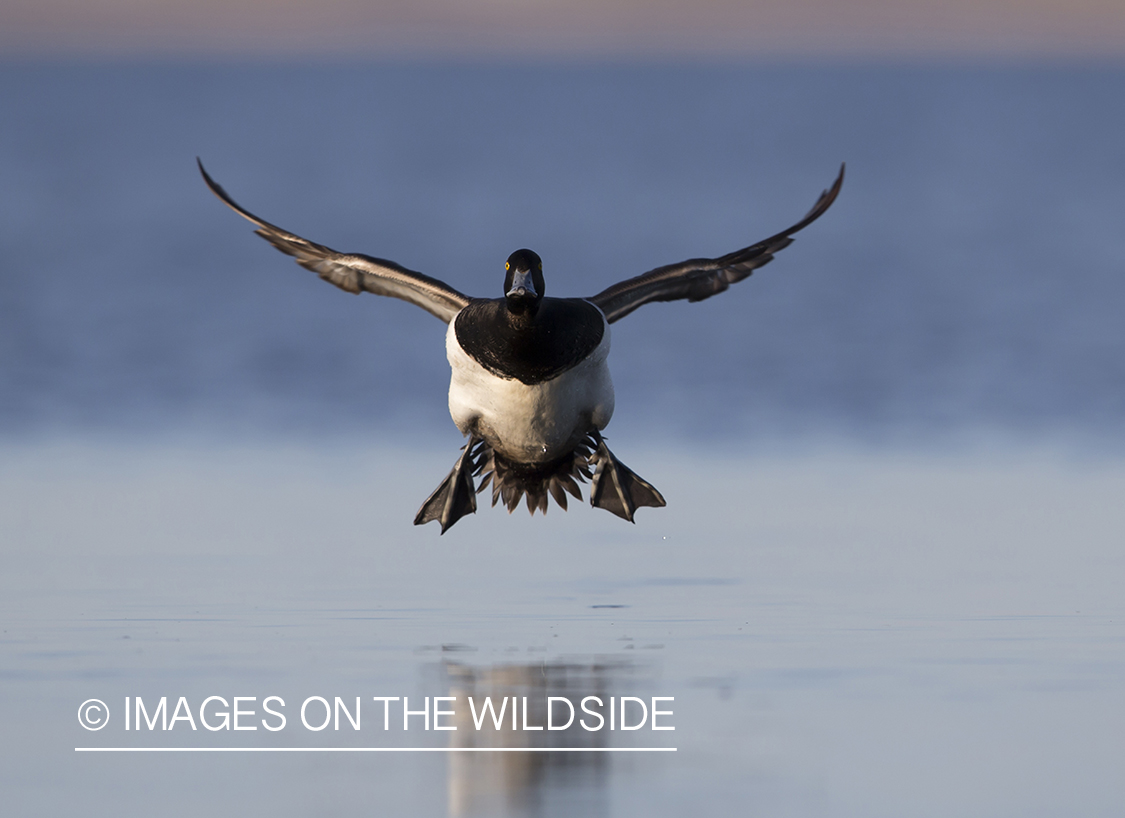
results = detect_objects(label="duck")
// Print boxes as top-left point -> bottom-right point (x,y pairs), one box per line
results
198,159 -> 843,532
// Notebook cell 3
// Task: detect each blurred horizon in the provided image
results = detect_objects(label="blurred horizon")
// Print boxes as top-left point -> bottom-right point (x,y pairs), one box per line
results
2,0 -> 1125,61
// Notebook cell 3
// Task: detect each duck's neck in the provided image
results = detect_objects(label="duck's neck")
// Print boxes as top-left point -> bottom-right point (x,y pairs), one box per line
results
505,301 -> 539,330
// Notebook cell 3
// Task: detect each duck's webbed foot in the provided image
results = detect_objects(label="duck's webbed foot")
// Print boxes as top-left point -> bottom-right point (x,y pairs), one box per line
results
414,438 -> 482,534
588,431 -> 666,523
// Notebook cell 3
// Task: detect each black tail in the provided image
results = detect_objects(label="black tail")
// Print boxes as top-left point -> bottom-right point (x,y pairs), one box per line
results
476,437 -> 594,515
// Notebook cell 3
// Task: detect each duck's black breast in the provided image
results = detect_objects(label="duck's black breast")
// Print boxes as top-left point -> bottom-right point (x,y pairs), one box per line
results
454,298 -> 606,386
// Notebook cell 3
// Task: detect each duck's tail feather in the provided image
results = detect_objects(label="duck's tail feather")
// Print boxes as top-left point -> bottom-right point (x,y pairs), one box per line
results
475,435 -> 596,517
418,433 -> 664,528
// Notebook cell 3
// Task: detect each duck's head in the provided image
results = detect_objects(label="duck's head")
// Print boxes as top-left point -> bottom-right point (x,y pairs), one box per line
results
504,249 -> 544,316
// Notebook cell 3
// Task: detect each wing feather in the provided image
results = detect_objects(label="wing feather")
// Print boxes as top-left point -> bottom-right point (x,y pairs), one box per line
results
589,164 -> 844,324
198,159 -> 471,323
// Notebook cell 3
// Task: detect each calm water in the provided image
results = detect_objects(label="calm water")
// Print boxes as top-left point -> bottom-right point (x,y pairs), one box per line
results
2,63 -> 1124,816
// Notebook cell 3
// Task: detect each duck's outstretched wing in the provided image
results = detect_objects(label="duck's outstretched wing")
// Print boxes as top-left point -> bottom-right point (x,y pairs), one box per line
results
588,164 -> 844,324
199,159 -> 471,324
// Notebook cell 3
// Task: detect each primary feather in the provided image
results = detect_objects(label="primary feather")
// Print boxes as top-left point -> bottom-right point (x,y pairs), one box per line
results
198,159 -> 470,323
588,164 -> 843,323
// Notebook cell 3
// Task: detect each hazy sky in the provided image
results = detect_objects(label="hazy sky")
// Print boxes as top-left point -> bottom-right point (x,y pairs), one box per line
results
2,0 -> 1124,59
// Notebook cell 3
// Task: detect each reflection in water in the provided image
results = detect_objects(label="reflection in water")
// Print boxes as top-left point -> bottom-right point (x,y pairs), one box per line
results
443,659 -> 636,818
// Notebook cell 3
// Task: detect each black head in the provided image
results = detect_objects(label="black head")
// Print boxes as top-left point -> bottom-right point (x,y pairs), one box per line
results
504,249 -> 545,315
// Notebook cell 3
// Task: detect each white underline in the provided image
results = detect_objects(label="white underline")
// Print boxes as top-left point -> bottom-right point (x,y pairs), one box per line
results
75,747 -> 676,753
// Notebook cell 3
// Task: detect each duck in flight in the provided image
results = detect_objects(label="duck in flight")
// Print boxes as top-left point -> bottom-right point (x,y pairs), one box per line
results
199,160 -> 843,532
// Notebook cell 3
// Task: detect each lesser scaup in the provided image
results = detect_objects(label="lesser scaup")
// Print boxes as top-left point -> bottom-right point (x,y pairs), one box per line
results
199,160 -> 843,532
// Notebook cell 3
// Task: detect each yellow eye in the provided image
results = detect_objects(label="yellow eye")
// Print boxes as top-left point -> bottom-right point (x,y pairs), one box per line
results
505,262 -> 510,270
